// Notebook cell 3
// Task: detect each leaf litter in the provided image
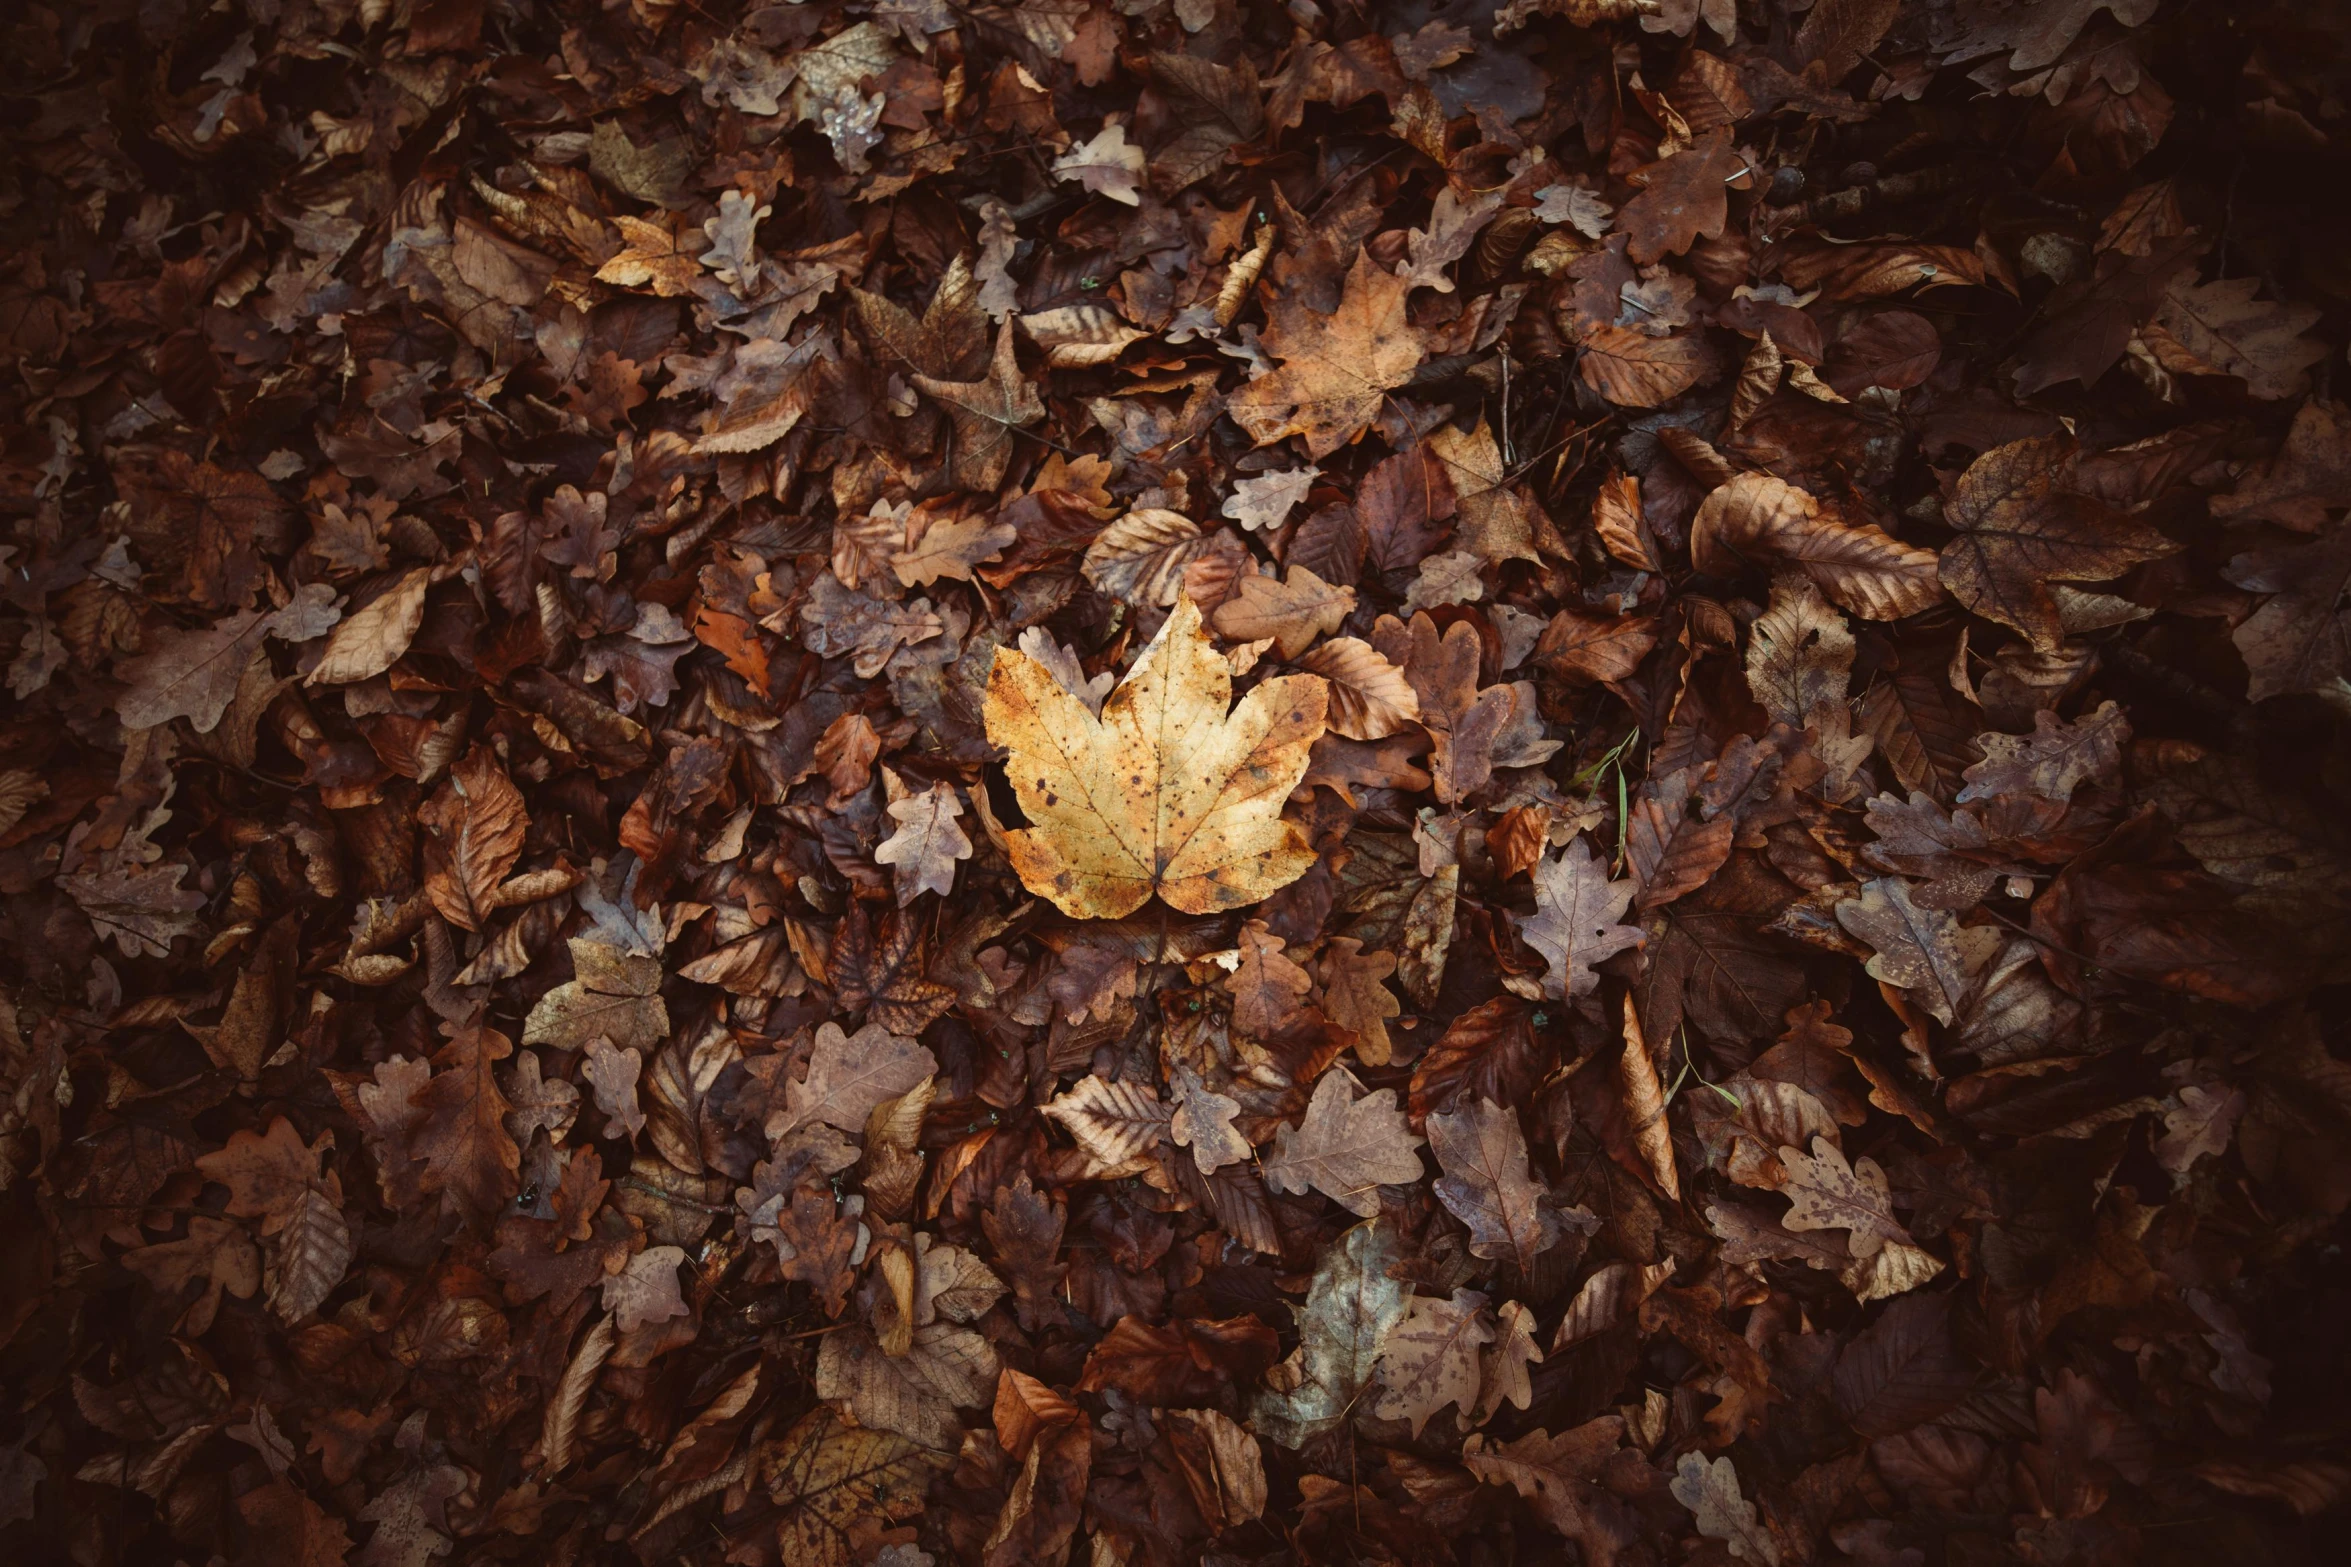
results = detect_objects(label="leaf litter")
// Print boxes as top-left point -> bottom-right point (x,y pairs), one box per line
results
3,1 -> 2350,1564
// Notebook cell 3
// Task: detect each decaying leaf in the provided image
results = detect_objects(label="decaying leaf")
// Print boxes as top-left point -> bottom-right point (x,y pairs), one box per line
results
1671,1451 -> 1782,1564
1373,1288 -> 1493,1435
1252,1218 -> 1411,1448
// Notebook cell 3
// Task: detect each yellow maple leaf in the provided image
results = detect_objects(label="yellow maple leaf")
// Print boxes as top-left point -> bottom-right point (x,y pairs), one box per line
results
983,595 -> 1328,918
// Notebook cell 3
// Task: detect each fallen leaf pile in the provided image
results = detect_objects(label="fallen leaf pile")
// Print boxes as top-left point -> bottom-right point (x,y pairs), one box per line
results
3,0 -> 2351,1563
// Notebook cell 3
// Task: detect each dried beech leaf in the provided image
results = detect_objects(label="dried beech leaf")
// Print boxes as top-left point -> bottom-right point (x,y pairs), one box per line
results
1295,636 -> 1420,741
308,567 -> 430,685
1694,474 -> 1941,621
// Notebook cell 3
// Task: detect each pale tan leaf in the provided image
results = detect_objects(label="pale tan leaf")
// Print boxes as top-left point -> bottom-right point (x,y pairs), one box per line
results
2154,1082 -> 2246,1177
1021,302 -> 1147,368
602,1244 -> 689,1333
1263,1068 -> 1425,1216
1395,186 -> 1504,293
769,1022 -> 939,1140
1212,566 -> 1354,660
1052,122 -> 1146,205
1553,1261 -> 1674,1350
583,1037 -> 646,1139
503,1049 -> 580,1145
1403,548 -> 1488,616
1777,1136 -> 1907,1258
1425,418 -> 1539,566
1521,836 -> 1644,1001
308,567 -> 431,685
1221,467 -> 1318,533
1729,330 -> 1784,430
891,515 -> 1015,588
1671,1452 -> 1781,1565
874,781 -> 974,905
1168,1064 -> 1250,1175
